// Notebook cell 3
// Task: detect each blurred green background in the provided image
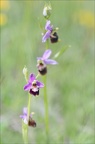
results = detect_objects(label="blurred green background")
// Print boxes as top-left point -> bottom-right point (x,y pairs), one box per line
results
0,0 -> 94,144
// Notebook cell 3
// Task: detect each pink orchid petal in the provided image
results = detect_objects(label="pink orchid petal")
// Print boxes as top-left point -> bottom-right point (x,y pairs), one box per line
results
24,83 -> 31,91
28,74 -> 36,83
45,20 -> 53,31
42,49 -> 52,60
42,30 -> 51,43
36,81 -> 44,88
44,59 -> 58,65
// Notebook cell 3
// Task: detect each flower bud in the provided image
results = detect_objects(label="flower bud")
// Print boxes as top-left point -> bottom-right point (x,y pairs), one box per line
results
43,4 -> 52,19
23,66 -> 28,75
23,66 -> 28,81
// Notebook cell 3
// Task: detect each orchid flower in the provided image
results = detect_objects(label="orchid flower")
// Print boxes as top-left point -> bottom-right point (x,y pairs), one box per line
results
20,107 -> 36,127
42,20 -> 58,43
24,74 -> 44,96
37,49 -> 58,75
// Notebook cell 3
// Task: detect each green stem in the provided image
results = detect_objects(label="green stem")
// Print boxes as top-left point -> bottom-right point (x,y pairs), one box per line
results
28,93 -> 31,119
43,75 -> 49,143
22,121 -> 28,144
22,93 -> 31,144
36,73 -> 40,79
44,39 -> 49,143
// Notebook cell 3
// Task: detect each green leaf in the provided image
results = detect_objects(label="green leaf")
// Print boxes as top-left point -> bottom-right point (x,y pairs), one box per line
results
54,45 -> 71,59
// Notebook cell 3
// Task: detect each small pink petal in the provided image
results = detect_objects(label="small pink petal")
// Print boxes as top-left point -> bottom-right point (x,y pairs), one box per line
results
24,83 -> 31,91
37,81 -> 44,88
44,59 -> 58,65
28,74 -> 36,83
42,49 -> 52,60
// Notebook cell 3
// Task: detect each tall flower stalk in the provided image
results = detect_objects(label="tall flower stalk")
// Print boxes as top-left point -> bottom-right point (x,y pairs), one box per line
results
43,74 -> 49,142
42,5 -> 59,142
44,40 -> 49,143
20,2 -> 68,144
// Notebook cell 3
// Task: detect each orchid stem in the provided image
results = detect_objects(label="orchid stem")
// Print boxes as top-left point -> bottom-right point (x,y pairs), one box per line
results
36,73 -> 40,79
22,66 -> 31,144
22,92 -> 31,144
22,121 -> 28,144
43,39 -> 49,143
28,93 -> 31,119
43,75 -> 49,143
